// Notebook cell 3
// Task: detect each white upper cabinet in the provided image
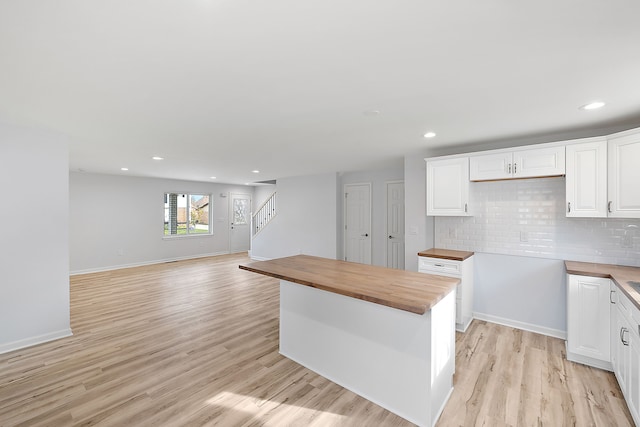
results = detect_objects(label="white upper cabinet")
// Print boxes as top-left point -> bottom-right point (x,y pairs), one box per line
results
469,152 -> 511,181
565,138 -> 608,217
469,145 -> 565,181
514,146 -> 565,178
426,157 -> 470,216
608,131 -> 640,218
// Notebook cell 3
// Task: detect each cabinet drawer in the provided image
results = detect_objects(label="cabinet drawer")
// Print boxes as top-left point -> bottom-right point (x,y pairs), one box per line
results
418,258 -> 461,276
618,290 -> 635,323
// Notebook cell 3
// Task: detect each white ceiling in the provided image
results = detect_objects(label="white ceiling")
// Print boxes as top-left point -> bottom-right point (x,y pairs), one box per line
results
2,0 -> 640,184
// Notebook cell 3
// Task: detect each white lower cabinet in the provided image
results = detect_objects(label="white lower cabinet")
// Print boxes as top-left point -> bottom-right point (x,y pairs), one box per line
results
419,254 -> 474,332
611,284 -> 640,426
566,274 -> 611,370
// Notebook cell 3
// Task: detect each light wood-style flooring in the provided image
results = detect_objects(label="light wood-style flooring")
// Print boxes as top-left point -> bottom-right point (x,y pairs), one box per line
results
0,253 -> 634,426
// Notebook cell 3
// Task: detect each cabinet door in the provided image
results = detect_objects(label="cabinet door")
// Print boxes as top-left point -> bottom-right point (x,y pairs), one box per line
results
608,133 -> 640,218
426,157 -> 470,216
611,284 -> 621,377
617,310 -> 631,396
565,140 -> 608,217
469,152 -> 512,181
629,328 -> 640,425
567,275 -> 611,363
513,146 -> 565,178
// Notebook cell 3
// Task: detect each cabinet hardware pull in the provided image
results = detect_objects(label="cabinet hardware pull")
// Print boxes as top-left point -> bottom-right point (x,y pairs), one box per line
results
608,201 -> 613,213
567,202 -> 571,213
514,163 -> 517,174
435,264 -> 444,267
621,327 -> 629,346
508,163 -> 511,174
464,203 -> 468,213
610,290 -> 616,304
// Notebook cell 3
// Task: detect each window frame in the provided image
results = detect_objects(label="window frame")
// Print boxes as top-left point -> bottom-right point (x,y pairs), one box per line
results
163,192 -> 213,238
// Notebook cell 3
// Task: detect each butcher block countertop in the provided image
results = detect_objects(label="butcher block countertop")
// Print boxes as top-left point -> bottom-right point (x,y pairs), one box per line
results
418,248 -> 474,261
566,261 -> 640,310
239,255 -> 459,315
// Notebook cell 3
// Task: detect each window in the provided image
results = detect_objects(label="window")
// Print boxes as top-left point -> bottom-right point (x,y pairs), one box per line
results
164,193 -> 211,236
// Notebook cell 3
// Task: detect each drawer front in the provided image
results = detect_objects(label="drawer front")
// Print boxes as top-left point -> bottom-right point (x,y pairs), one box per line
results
618,290 -> 634,323
418,257 -> 461,277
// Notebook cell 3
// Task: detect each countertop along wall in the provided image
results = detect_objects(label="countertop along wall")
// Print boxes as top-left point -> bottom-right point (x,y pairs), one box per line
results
434,176 -> 640,337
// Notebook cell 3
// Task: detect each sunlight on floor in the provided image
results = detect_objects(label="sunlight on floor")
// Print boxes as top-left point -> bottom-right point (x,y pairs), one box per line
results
206,391 -> 347,425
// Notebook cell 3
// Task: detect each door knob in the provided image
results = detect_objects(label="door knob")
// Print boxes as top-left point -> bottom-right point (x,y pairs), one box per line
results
388,235 -> 393,239
361,233 -> 369,237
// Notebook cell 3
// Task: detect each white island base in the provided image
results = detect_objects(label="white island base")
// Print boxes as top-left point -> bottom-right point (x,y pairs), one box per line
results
280,280 -> 456,427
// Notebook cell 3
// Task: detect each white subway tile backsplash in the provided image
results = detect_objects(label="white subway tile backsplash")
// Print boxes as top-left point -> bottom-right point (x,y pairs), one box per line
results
435,177 -> 640,267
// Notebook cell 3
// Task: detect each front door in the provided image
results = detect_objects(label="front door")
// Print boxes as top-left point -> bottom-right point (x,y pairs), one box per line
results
344,183 -> 371,264
386,181 -> 405,269
229,193 -> 251,253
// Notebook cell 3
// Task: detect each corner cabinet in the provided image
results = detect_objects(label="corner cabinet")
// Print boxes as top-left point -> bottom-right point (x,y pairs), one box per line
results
425,157 -> 470,216
565,138 -> 608,217
610,283 -> 640,425
608,131 -> 640,218
566,274 -> 611,370
565,131 -> 640,219
418,250 -> 474,332
469,145 -> 565,181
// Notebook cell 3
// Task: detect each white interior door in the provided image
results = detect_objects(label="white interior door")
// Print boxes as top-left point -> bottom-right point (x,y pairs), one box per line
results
344,183 -> 371,264
229,193 -> 251,253
386,181 -> 405,269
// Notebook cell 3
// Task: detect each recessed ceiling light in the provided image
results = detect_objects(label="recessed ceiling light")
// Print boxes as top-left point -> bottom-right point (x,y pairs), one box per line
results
152,156 -> 164,160
423,131 -> 437,138
121,167 -> 129,171
252,170 -> 260,174
210,176 -> 217,179
580,101 -> 605,110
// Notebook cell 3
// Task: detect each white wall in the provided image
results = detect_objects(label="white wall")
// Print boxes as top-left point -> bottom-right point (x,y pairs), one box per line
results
251,173 -> 338,260
0,122 -> 71,353
434,176 -> 640,336
404,153 -> 434,271
69,172 -> 254,273
254,184 -> 276,210
473,253 -> 567,337
337,168 -> 403,267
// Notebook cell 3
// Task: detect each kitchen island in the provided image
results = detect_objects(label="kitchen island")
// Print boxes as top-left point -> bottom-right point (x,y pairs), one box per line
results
239,255 -> 459,427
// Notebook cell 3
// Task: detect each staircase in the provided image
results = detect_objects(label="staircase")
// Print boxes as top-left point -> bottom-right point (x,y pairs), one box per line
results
252,191 -> 277,236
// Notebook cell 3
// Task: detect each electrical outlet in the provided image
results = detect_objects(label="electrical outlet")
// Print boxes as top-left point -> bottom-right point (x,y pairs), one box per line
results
622,234 -> 633,248
520,231 -> 528,242
449,228 -> 456,239
117,248 -> 124,256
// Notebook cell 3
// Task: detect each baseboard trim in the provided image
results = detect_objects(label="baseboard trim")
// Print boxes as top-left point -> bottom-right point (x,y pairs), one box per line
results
473,312 -> 567,340
566,346 -> 613,372
70,251 -> 232,275
0,329 -> 73,355
249,255 -> 272,261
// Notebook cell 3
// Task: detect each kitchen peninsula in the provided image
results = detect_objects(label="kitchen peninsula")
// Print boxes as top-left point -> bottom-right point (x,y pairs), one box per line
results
239,255 -> 459,427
